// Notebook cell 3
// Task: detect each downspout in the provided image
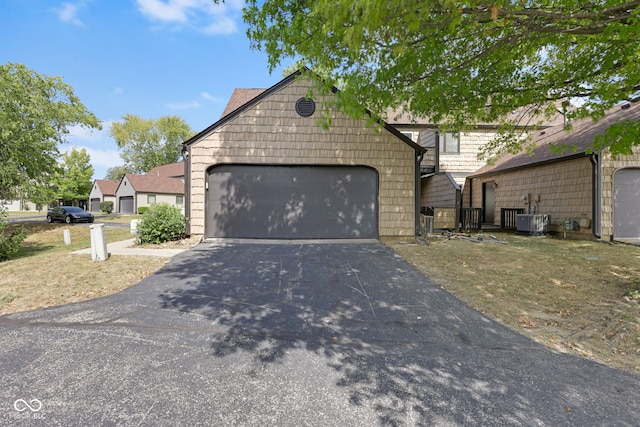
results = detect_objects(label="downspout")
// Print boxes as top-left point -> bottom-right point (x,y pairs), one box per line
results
435,132 -> 440,174
182,143 -> 192,236
415,149 -> 425,236
590,152 -> 601,239
455,187 -> 462,232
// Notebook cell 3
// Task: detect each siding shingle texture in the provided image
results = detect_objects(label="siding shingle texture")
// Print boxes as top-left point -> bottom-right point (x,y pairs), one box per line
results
188,79 -> 416,237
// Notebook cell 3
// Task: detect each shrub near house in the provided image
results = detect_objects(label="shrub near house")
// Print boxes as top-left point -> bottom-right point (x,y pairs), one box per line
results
137,203 -> 185,244
0,210 -> 26,261
100,201 -> 113,214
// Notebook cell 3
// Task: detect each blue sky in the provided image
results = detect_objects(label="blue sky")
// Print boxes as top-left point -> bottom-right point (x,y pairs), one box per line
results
1,0 -> 286,180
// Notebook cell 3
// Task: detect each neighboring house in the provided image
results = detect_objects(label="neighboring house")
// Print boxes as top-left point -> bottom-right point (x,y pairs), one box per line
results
1,199 -> 43,212
388,110 -> 564,229
146,162 -> 185,179
114,174 -> 185,214
464,102 -> 640,242
88,179 -> 119,212
182,71 -> 425,239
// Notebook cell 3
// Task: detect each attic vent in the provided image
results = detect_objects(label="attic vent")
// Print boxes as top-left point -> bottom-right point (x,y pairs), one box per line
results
295,97 -> 316,117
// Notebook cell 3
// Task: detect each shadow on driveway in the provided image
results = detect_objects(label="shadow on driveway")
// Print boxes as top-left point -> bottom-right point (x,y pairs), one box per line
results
146,241 -> 640,426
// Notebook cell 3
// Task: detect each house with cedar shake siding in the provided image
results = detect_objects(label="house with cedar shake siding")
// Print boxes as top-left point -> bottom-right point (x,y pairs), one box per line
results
464,102 -> 640,242
182,71 -> 425,239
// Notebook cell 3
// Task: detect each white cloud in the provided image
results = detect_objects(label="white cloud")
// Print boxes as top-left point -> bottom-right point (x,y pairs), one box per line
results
66,122 -> 111,143
166,100 -> 201,110
136,0 -> 240,35
112,87 -> 124,96
200,91 -> 225,103
55,2 -> 85,26
64,121 -> 122,179
81,147 -> 123,169
61,145 -> 122,169
201,15 -> 237,35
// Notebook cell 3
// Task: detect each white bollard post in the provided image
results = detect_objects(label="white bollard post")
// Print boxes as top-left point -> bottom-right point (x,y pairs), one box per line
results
130,219 -> 141,235
63,229 -> 72,245
89,223 -> 108,261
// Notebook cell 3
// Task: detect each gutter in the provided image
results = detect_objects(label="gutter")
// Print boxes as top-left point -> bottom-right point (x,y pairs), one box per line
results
590,153 -> 601,239
416,150 -> 425,236
182,143 -> 192,236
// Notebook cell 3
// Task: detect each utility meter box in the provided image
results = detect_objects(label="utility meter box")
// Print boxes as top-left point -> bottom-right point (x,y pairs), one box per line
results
89,223 -> 108,261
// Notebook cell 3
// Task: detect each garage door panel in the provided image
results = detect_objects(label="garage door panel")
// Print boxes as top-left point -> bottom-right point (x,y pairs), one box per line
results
614,168 -> 640,238
119,196 -> 134,214
207,165 -> 378,239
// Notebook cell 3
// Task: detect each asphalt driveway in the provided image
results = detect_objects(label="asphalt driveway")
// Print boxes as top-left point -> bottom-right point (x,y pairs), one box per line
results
1,241 -> 639,426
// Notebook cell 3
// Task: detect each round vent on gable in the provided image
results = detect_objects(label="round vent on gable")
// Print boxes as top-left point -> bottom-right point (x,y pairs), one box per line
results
295,97 -> 316,117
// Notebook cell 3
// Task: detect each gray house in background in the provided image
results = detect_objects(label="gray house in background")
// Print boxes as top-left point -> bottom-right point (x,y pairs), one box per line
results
115,174 -> 184,214
88,179 -> 119,212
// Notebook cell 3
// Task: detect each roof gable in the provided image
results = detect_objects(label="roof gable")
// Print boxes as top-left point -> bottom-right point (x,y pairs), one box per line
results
121,174 -> 184,194
183,69 -> 425,154
471,103 -> 640,177
220,88 -> 266,118
94,179 -> 119,196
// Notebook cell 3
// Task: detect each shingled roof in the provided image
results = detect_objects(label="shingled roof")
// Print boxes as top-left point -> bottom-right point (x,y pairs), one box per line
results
145,162 -> 184,178
94,179 -> 119,196
123,174 -> 184,194
471,103 -> 640,177
220,88 -> 266,118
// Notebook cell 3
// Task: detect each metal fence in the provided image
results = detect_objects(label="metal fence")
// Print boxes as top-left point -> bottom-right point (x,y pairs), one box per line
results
501,208 -> 525,230
461,208 -> 483,231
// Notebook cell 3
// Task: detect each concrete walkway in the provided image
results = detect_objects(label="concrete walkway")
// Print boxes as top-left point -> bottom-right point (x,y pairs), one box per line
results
615,237 -> 640,246
72,238 -> 188,258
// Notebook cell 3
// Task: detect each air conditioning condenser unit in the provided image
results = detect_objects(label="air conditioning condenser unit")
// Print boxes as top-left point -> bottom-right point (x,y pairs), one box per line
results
516,214 -> 550,236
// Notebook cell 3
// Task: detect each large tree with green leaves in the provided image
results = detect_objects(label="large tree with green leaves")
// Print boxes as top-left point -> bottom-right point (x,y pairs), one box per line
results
55,147 -> 94,204
110,114 -> 194,174
243,1 -> 640,160
104,165 -> 132,181
0,63 -> 100,201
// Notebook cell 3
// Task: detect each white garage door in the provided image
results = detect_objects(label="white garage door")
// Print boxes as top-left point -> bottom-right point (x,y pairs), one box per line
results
614,168 -> 640,238
206,165 -> 378,239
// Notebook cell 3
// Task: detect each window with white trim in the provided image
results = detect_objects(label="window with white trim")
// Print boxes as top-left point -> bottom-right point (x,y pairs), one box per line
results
439,132 -> 460,154
147,195 -> 156,204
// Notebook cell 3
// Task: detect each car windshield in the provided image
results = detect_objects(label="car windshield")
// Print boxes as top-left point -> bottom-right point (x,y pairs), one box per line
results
65,207 -> 86,213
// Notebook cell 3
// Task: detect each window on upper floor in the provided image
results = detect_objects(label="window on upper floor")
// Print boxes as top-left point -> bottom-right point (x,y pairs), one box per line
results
439,132 -> 460,154
401,131 -> 414,141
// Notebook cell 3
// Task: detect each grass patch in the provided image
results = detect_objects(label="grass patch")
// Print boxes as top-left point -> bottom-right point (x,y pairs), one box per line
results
0,223 -> 168,315
385,232 -> 640,374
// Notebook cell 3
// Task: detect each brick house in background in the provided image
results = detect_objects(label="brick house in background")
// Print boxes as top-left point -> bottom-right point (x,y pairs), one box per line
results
464,102 -> 640,242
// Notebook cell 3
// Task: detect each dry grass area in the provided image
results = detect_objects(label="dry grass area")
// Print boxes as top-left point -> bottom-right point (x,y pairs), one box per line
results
0,223 -> 169,315
3,222 -> 640,374
385,232 -> 640,374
